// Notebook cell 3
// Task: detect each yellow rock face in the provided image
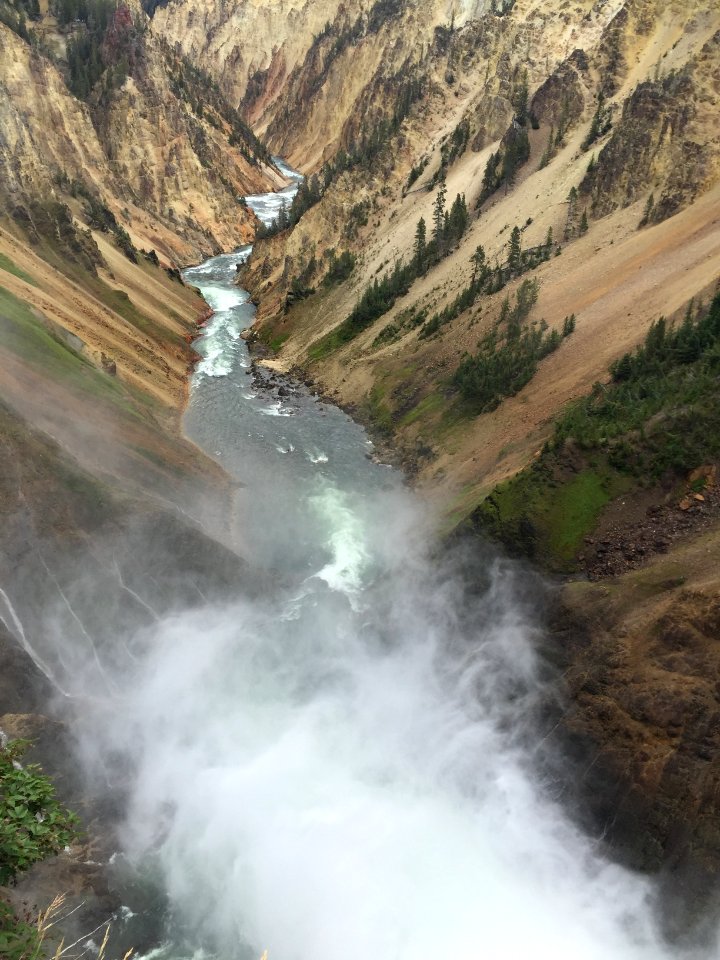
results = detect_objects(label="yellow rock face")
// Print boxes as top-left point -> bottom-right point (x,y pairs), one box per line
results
0,20 -> 282,263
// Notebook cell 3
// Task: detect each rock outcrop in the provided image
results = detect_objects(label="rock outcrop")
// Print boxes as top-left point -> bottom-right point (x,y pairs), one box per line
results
0,13 -> 283,263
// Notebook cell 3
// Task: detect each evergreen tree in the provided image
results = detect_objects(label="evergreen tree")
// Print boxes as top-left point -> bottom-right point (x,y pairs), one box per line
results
277,200 -> 290,231
501,127 -> 530,190
432,179 -> 447,246
564,186 -> 578,240
470,244 -> 486,283
512,71 -> 529,126
508,225 -> 522,274
538,125 -> 554,170
481,151 -> 500,199
563,314 -> 576,336
447,193 -> 469,242
414,216 -> 427,270
639,192 -> 655,228
582,92 -> 612,151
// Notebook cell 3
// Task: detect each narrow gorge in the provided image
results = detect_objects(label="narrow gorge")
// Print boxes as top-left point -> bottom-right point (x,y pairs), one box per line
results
1,0 -> 720,958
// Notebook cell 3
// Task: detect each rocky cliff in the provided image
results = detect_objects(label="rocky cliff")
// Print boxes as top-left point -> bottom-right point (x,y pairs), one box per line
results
0,6 -> 284,264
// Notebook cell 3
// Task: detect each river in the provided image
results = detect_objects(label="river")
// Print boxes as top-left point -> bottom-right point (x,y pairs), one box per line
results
87,165 -> 688,959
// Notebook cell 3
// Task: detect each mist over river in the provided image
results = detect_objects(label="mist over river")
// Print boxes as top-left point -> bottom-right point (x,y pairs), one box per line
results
64,164 -> 709,960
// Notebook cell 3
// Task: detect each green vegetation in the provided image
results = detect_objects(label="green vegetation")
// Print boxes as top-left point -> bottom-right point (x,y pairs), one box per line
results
309,187 -> 468,356
0,740 -> 78,886
15,195 -> 105,275
284,249 -> 355,307
537,96 -> 575,169
1,740 -> 78,959
58,178 -> 142,263
373,305 -> 427,348
452,279 -> 574,413
0,0 -> 39,39
581,92 -> 613,151
638,191 -> 655,229
476,74 -> 532,208
323,249 -> 356,287
468,291 -> 720,568
365,382 -> 393,435
419,222 -> 558,340
472,460 -> 626,568
406,156 -> 429,190
0,253 -> 38,287
62,0 -> 139,101
0,286 -> 136,408
13,192 -> 180,347
429,119 -> 470,187
167,51 -> 272,167
557,297 -> 720,475
477,127 -> 530,206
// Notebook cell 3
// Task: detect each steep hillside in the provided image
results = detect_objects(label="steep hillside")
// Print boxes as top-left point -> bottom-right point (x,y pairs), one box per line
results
154,0 -> 353,126
0,9 -> 262,931
240,0 -> 720,526
154,0 -> 489,170
3,0 -> 720,945
0,5 -> 285,263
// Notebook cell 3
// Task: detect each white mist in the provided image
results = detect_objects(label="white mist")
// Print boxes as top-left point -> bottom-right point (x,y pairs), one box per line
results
80,482 -> 684,960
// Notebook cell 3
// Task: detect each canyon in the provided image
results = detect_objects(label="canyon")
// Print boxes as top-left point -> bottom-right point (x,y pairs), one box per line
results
1,0 -> 720,955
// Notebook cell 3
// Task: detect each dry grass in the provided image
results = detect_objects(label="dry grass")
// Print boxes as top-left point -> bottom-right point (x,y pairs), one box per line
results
24,894 -> 134,960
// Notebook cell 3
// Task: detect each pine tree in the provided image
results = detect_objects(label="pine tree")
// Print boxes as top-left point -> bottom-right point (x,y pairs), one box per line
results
564,186 -> 578,241
277,201 -> 290,231
508,225 -> 522,273
538,125 -> 554,170
414,216 -> 427,270
470,244 -> 486,283
482,152 -> 499,194
639,192 -> 655,228
579,210 -> 589,235
499,296 -> 511,325
432,179 -> 447,246
447,193 -> 469,241
582,93 -> 611,151
512,71 -> 529,126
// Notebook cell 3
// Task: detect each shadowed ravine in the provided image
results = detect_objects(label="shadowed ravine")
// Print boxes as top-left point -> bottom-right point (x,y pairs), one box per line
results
61,168 -> 706,960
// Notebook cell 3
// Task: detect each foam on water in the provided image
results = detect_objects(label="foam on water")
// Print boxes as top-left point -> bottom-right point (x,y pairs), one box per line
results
245,159 -> 303,228
308,485 -> 371,598
183,165 -> 302,382
260,401 -> 295,417
193,300 -> 245,378
88,164 -> 714,960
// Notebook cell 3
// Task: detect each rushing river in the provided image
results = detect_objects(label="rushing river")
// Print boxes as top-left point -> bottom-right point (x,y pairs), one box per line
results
77,164 -> 695,959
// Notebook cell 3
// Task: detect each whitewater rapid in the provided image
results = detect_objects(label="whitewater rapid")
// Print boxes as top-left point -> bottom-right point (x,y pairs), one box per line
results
67,161 -> 705,959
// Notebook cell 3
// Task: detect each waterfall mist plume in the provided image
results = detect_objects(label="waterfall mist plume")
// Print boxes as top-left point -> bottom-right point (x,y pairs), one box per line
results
52,477 -> 704,960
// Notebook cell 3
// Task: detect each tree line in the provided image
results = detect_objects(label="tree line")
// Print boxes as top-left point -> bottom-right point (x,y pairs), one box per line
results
452,278 -> 575,413
418,221 -> 557,340
552,292 -> 720,478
